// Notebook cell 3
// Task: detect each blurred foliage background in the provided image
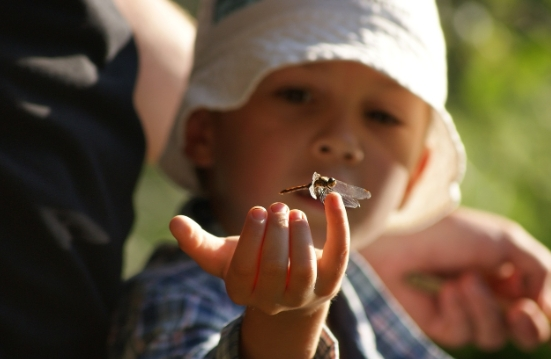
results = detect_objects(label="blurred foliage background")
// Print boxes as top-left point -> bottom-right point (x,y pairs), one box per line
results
122,0 -> 551,358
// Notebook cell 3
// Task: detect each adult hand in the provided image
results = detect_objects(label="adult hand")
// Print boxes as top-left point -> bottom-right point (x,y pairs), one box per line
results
361,207 -> 551,351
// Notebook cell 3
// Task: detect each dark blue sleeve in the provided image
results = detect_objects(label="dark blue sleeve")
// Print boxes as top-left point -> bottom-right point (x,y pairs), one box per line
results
0,1 -> 145,358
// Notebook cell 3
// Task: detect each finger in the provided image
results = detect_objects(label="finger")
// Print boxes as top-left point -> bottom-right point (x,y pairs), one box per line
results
225,207 -> 268,304
507,298 -> 551,351
317,192 -> 349,297
460,273 -> 506,351
169,215 -> 238,278
285,210 -> 316,307
253,202 -> 290,312
428,282 -> 472,347
540,279 -> 551,320
502,225 -> 551,300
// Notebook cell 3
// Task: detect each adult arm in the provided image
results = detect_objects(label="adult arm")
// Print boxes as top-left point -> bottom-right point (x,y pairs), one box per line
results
114,0 -> 196,163
361,207 -> 551,351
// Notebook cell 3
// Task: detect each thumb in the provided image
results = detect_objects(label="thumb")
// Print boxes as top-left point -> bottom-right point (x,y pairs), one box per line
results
169,215 -> 238,278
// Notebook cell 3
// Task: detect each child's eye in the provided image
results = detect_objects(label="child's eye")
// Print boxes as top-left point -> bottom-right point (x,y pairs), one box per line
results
275,88 -> 312,104
365,110 -> 400,126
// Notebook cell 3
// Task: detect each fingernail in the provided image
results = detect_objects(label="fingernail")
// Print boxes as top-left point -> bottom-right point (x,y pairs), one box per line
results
251,207 -> 267,221
289,210 -> 306,222
270,202 -> 288,214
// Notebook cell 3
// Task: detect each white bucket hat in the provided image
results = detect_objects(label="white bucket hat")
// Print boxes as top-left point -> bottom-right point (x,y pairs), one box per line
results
160,0 -> 466,233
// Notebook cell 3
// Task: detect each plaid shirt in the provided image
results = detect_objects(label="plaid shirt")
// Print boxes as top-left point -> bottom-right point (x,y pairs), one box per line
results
109,199 -> 453,359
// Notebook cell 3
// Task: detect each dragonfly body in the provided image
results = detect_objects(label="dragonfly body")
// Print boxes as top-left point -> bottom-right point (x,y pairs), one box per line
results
280,172 -> 371,208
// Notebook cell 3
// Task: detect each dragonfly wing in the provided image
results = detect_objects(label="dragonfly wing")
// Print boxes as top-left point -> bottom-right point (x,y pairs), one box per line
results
341,195 -> 361,208
333,181 -> 371,200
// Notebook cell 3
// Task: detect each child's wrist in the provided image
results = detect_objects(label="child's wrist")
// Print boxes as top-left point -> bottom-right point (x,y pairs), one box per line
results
246,298 -> 330,317
241,302 -> 330,358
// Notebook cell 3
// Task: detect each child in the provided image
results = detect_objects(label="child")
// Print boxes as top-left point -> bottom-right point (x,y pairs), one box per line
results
110,0 -> 551,357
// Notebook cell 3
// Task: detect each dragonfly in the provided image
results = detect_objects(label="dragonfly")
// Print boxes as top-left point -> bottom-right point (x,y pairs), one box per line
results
280,172 -> 371,208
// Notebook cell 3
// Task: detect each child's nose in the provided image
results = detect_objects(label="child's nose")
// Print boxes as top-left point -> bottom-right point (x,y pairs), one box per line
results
311,132 -> 364,164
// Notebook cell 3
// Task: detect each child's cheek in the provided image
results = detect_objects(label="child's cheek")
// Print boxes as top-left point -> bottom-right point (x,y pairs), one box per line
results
349,161 -> 410,249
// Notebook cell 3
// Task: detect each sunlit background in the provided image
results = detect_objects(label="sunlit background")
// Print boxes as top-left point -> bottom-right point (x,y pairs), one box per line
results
123,1 -> 551,358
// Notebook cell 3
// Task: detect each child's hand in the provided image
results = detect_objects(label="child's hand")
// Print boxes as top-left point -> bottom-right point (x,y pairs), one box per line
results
170,192 -> 350,358
362,207 -> 551,352
226,194 -> 349,313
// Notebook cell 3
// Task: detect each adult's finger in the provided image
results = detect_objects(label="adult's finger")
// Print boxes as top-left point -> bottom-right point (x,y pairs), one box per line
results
507,298 -> 551,351
501,224 -> 551,300
316,192 -> 350,297
460,273 -> 506,350
169,215 -> 238,278
427,282 -> 471,347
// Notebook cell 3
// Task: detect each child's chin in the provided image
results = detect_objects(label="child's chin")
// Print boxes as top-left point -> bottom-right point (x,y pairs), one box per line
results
349,236 -> 375,250
293,192 -> 326,212
349,225 -> 383,250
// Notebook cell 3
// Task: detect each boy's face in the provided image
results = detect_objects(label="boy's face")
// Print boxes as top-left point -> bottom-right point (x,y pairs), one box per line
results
186,61 -> 431,249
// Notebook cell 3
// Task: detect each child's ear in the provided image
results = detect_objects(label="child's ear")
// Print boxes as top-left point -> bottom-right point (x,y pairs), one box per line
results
400,147 -> 430,208
184,109 -> 215,168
